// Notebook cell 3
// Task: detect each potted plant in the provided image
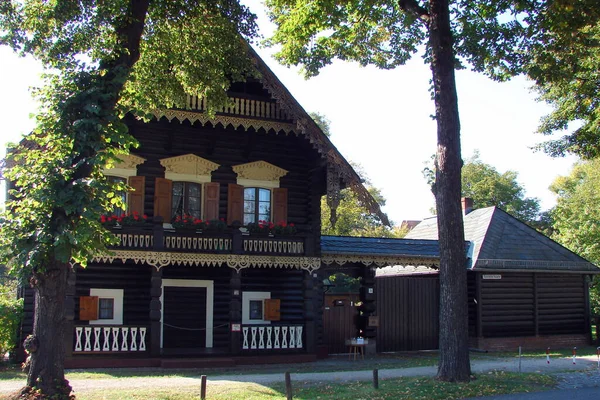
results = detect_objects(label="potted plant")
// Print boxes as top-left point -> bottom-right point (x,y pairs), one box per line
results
172,214 -> 207,232
272,221 -> 297,236
100,211 -> 148,228
247,220 -> 275,236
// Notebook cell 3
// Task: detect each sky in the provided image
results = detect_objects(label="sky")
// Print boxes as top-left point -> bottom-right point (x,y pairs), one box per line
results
0,2 -> 579,225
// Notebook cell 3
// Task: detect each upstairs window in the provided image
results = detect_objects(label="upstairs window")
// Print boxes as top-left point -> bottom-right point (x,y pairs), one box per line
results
243,187 -> 271,224
172,181 -> 202,219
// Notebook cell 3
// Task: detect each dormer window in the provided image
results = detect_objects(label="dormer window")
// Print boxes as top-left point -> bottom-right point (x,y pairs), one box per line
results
244,187 -> 271,224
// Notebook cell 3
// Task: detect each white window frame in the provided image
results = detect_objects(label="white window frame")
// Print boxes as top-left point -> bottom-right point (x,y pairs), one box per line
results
160,279 -> 214,348
89,288 -> 124,325
242,291 -> 271,325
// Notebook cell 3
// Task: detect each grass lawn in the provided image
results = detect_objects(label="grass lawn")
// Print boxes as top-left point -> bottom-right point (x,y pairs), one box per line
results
64,371 -> 555,400
475,345 -> 600,359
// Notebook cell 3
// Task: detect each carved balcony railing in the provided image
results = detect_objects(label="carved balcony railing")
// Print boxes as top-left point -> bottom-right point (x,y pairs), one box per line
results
106,223 -> 311,257
74,325 -> 147,353
242,324 -> 304,351
186,94 -> 290,121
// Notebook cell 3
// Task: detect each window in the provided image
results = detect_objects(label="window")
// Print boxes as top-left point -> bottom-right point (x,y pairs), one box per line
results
98,298 -> 115,319
107,176 -> 127,217
172,181 -> 202,219
89,288 -> 123,325
249,300 -> 264,320
243,187 -> 271,225
242,292 -> 271,325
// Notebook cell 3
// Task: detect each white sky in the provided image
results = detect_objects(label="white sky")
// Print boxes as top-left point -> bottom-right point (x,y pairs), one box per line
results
0,2 -> 579,224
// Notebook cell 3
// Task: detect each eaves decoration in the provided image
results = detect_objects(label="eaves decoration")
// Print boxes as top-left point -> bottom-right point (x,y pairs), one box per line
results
92,250 -> 321,273
322,254 -> 440,268
151,109 -> 297,135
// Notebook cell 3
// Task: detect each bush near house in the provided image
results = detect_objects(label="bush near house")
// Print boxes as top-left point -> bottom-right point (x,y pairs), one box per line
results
0,278 -> 23,360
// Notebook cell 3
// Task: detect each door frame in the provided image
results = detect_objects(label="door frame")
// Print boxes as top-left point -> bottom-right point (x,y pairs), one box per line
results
160,279 -> 214,348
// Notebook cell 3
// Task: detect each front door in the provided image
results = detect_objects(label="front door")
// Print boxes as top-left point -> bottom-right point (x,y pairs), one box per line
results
163,286 -> 207,349
161,279 -> 214,350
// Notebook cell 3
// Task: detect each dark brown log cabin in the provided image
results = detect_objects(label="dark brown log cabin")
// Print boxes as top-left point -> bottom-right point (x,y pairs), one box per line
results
16,50 -> 388,368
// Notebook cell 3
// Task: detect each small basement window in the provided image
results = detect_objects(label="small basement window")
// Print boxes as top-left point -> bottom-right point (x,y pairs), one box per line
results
98,298 -> 115,320
249,300 -> 264,320
242,291 -> 270,325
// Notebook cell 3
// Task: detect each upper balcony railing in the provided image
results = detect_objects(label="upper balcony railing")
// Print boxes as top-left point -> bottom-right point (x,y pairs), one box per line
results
186,94 -> 291,122
107,220 -> 312,257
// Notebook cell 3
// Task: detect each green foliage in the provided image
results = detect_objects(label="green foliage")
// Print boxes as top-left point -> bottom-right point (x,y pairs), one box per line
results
549,159 -> 600,313
309,112 -> 332,137
321,163 -> 402,238
0,275 -> 23,357
461,152 -> 541,224
327,273 -> 360,294
524,2 -> 600,158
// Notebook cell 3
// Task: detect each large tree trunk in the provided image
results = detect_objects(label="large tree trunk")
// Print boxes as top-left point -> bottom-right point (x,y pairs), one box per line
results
24,261 -> 72,397
429,0 -> 471,382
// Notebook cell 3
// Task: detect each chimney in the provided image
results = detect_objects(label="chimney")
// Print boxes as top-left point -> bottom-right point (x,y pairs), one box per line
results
461,197 -> 474,215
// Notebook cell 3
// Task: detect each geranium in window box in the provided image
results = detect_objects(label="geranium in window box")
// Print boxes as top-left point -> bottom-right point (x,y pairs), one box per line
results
205,218 -> 226,232
273,221 -> 297,236
172,214 -> 207,231
101,212 -> 148,228
247,220 -> 275,236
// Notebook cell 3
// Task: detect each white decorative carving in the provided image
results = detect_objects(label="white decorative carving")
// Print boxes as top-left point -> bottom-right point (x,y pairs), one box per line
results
152,110 -> 297,135
321,254 -> 440,268
232,161 -> 288,182
159,154 -> 220,176
92,251 -> 321,273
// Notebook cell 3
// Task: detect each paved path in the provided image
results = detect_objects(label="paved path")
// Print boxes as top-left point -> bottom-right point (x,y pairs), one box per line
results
2,355 -> 600,395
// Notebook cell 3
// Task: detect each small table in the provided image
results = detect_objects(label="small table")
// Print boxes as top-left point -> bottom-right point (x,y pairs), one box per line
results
346,339 -> 367,360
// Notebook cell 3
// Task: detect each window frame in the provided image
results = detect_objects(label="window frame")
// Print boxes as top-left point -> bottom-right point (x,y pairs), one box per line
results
243,187 -> 272,225
89,288 -> 124,325
171,181 -> 203,219
242,291 -> 271,325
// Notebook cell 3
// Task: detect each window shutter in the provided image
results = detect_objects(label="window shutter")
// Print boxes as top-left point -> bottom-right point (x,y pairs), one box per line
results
203,182 -> 220,221
227,183 -> 243,225
154,178 -> 173,221
79,296 -> 98,321
264,299 -> 281,321
272,188 -> 288,223
128,176 -> 145,215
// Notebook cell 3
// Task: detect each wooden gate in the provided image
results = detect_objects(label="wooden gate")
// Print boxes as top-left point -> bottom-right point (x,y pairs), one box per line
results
376,275 -> 439,352
323,298 -> 358,354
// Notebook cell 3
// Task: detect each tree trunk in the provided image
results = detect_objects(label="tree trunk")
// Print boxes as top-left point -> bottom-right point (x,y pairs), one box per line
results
429,0 -> 471,382
24,261 -> 72,397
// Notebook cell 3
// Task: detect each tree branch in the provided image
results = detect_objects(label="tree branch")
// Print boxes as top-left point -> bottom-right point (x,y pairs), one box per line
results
398,0 -> 430,25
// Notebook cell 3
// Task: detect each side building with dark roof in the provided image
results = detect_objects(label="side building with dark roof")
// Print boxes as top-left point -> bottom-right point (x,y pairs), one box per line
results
405,204 -> 599,351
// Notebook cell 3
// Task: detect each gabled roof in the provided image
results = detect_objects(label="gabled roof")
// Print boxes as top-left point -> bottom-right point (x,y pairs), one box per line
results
406,206 -> 599,273
247,47 -> 389,226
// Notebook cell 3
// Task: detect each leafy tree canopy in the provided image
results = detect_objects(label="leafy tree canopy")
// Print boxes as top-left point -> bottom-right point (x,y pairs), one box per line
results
461,152 -> 541,223
549,159 -> 600,313
526,4 -> 600,159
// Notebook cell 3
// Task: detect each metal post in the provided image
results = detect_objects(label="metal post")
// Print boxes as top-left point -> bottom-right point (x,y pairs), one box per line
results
200,375 -> 207,400
285,371 -> 293,400
518,346 -> 522,373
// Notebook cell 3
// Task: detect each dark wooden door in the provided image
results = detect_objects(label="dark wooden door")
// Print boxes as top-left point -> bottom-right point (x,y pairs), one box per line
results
323,302 -> 358,354
163,286 -> 207,349
376,276 -> 439,352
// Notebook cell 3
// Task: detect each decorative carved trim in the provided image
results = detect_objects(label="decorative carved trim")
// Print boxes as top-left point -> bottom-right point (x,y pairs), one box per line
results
232,161 -> 288,182
92,250 -> 321,273
151,110 -> 297,135
104,154 -> 146,175
159,154 -> 220,176
321,254 -> 440,268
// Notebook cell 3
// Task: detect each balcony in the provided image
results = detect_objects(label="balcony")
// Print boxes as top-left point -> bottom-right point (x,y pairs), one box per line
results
106,221 -> 312,257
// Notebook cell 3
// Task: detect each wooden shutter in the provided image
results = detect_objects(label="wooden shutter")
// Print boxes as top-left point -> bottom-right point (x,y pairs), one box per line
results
227,183 -> 243,225
128,176 -> 145,215
272,188 -> 288,223
79,296 -> 98,321
203,182 -> 220,221
264,299 -> 281,321
154,178 -> 172,221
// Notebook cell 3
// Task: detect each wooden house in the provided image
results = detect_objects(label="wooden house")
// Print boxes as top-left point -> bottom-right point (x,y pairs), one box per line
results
16,48 -> 389,368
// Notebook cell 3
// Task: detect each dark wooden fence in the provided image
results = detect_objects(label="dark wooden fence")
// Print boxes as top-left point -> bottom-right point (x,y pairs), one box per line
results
375,275 -> 439,352
323,302 -> 358,354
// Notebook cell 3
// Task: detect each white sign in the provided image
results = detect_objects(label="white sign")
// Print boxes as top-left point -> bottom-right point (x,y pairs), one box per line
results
482,274 -> 502,280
